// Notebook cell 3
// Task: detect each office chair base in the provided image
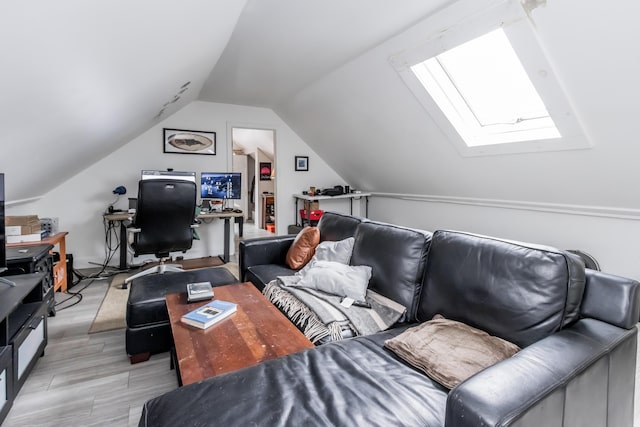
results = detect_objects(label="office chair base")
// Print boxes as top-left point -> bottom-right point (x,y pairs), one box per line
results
122,263 -> 185,289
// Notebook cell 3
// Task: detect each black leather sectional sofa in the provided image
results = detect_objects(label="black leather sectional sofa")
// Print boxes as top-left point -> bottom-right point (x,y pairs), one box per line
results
139,212 -> 640,426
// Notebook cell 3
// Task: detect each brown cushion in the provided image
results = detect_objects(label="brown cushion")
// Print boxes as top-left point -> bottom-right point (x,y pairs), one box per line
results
384,314 -> 520,389
286,226 -> 321,269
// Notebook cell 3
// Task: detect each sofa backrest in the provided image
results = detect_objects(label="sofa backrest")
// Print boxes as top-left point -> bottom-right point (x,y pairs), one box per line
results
317,211 -> 365,242
351,220 -> 432,322
418,230 -> 586,348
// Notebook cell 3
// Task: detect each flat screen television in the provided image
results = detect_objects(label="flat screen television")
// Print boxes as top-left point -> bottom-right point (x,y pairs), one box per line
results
0,173 -> 5,274
201,172 -> 241,200
0,173 -> 14,286
141,170 -> 196,182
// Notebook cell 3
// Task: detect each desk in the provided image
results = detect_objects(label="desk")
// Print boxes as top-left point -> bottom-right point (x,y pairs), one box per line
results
104,211 -> 244,268
103,212 -> 131,270
7,232 -> 69,292
293,193 -> 371,225
197,211 -> 244,263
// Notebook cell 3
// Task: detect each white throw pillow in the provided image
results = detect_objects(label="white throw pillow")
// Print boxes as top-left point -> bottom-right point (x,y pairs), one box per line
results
296,260 -> 371,302
297,237 -> 355,277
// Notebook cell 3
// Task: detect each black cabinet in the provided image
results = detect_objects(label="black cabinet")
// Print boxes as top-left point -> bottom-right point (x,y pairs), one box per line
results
0,273 -> 48,425
0,346 -> 12,423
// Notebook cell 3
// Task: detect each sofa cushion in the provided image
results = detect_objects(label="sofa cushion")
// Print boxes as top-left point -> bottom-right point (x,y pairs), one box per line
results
296,260 -> 371,302
139,326 -> 448,427
385,315 -> 520,389
418,230 -> 586,348
285,226 -> 320,269
317,211 -> 365,242
351,221 -> 431,322
246,264 -> 296,291
297,237 -> 355,276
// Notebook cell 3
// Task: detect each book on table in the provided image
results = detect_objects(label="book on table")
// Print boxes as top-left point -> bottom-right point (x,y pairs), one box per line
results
181,299 -> 238,329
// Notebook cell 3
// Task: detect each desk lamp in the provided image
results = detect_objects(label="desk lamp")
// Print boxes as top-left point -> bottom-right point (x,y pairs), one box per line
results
108,186 -> 127,213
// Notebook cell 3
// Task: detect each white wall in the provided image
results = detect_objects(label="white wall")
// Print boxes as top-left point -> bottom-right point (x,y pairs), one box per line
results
370,197 -> 640,281
7,101 -> 344,268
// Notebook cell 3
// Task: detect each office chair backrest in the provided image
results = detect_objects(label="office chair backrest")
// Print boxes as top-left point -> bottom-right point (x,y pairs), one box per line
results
132,179 -> 197,257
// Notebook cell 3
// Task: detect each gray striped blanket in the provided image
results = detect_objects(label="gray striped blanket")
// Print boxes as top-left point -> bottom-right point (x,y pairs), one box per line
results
263,277 -> 406,344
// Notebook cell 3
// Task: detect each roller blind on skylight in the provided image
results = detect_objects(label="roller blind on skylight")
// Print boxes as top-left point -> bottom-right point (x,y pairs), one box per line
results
410,28 -> 560,147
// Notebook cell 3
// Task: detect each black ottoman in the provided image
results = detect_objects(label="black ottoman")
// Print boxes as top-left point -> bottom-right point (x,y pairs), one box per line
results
125,266 -> 238,363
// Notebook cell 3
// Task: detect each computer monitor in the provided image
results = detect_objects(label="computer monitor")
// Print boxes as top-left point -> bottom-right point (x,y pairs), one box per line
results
201,172 -> 241,200
141,170 -> 196,183
0,173 -> 15,287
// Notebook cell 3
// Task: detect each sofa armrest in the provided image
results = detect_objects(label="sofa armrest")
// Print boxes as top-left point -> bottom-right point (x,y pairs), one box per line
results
581,269 -> 640,329
445,319 -> 637,427
239,235 -> 296,281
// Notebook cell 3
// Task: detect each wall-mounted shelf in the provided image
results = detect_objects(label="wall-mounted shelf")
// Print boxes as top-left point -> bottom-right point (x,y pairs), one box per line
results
292,192 -> 371,226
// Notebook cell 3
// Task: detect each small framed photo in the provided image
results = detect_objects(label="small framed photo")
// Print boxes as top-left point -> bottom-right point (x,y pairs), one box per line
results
295,156 -> 309,171
260,162 -> 272,181
163,128 -> 216,155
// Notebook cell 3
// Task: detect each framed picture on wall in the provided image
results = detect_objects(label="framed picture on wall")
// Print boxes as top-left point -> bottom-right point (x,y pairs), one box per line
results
295,156 -> 309,171
260,162 -> 272,180
163,128 -> 216,155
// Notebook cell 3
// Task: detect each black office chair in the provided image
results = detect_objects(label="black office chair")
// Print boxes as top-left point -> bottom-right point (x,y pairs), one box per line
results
122,179 -> 198,289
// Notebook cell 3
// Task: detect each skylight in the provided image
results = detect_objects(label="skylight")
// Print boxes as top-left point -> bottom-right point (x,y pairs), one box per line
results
391,1 -> 591,156
410,28 -> 560,147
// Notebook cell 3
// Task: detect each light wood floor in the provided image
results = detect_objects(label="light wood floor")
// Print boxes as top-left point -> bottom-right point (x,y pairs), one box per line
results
4,221 -> 273,427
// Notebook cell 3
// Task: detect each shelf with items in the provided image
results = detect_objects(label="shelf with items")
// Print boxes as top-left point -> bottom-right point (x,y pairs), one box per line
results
261,195 -> 275,232
292,192 -> 371,226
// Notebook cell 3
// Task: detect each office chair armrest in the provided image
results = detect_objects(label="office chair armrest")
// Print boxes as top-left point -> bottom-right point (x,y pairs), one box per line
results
126,227 -> 142,245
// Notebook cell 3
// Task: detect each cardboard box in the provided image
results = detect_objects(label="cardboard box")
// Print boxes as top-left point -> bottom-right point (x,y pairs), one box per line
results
7,233 -> 42,243
6,225 -> 22,236
6,215 -> 41,235
6,215 -> 40,226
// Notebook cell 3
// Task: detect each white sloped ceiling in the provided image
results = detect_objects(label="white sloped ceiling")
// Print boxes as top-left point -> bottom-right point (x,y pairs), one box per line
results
0,0 -> 246,201
199,0 -> 456,107
4,0 -> 639,215
272,0 -> 640,211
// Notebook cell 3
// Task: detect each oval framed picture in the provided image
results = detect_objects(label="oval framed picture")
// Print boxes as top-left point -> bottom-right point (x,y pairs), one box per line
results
163,128 -> 216,155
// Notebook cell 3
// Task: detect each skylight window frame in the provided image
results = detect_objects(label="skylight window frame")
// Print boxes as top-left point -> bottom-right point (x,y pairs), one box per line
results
390,0 -> 592,157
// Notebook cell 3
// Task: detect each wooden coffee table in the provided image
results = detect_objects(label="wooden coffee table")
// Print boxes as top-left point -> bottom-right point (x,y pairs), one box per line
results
166,281 -> 314,386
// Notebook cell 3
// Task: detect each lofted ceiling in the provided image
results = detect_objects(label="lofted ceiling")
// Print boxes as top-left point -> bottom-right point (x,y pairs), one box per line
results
2,0 -> 640,212
0,0 -> 247,201
199,0 -> 456,107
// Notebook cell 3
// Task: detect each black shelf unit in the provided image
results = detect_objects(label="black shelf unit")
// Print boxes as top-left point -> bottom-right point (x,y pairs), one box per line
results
0,273 -> 48,424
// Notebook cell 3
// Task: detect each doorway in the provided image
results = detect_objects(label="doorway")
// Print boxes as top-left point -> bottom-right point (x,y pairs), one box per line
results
231,127 -> 276,233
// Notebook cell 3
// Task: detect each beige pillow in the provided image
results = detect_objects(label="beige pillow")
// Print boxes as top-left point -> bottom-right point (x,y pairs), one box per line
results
285,227 -> 320,269
384,315 -> 520,389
